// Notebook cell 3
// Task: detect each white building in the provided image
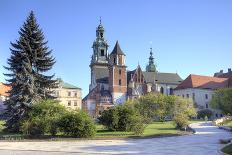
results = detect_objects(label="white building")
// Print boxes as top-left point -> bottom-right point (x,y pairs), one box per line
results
174,74 -> 230,119
53,79 -> 82,110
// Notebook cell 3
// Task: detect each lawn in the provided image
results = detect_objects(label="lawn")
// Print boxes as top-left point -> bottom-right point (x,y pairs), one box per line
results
96,121 -> 180,138
222,143 -> 232,155
224,121 -> 232,127
0,120 -> 185,140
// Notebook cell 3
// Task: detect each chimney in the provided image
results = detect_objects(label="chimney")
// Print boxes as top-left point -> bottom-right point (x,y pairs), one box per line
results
228,68 -> 231,72
220,70 -> 223,73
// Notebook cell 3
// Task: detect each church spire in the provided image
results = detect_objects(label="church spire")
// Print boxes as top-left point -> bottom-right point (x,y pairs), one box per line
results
146,47 -> 157,72
91,19 -> 109,65
149,47 -> 154,65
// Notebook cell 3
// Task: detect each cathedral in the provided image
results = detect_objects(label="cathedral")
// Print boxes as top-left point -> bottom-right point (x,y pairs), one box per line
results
82,21 -> 183,117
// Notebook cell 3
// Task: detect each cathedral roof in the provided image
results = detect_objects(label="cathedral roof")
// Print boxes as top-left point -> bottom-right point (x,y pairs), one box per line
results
110,41 -> 125,56
142,72 -> 183,85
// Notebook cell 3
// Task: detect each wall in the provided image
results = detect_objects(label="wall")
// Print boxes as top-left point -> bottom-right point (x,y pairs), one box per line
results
53,88 -> 82,110
156,83 -> 178,95
174,88 -> 223,118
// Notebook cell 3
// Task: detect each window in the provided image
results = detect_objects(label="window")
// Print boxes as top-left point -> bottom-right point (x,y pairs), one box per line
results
215,113 -> 218,118
56,91 -> 59,97
192,93 -> 195,100
114,58 -> 116,64
100,32 -> 103,38
74,101 -> 77,106
169,88 -> 173,95
68,101 -> 71,106
119,79 -> 121,86
101,49 -> 104,56
160,87 -> 164,94
205,94 -> 208,99
119,69 -> 121,75
74,92 -> 77,97
68,92 -> 71,97
206,103 -> 208,108
186,94 -> 189,98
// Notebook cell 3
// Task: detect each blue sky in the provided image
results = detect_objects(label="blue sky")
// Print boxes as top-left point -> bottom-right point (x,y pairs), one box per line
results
0,0 -> 232,96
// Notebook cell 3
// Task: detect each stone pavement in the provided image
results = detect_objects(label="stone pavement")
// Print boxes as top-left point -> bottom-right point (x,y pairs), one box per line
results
0,122 -> 231,155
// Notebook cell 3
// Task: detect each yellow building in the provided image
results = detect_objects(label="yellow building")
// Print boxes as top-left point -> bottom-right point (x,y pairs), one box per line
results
53,79 -> 82,109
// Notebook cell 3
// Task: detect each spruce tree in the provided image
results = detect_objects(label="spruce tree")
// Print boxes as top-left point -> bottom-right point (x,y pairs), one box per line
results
4,11 -> 56,132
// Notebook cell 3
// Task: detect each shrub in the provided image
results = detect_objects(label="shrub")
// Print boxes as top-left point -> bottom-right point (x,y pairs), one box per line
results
98,108 -> 119,131
58,110 -> 96,138
21,118 -> 46,136
20,99 -> 67,136
173,113 -> 189,130
197,109 -> 213,119
99,104 -> 146,135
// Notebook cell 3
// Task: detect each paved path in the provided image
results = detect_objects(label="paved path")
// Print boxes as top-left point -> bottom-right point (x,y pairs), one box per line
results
0,122 -> 231,155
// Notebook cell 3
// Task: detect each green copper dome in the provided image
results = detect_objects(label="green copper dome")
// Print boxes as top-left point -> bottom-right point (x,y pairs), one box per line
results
146,47 -> 157,72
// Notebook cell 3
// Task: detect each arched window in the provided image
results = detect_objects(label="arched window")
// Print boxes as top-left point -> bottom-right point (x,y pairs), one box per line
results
160,87 -> 164,94
169,88 -> 173,95
101,85 -> 104,91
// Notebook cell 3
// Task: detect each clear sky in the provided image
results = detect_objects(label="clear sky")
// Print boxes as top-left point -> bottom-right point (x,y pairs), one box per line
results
0,0 -> 232,96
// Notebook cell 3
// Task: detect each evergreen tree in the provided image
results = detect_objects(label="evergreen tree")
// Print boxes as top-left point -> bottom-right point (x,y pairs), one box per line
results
4,11 -> 56,132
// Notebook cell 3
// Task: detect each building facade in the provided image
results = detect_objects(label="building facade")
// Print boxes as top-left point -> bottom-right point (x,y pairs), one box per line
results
174,74 -> 231,119
83,21 -> 183,117
53,78 -> 82,109
0,83 -> 11,118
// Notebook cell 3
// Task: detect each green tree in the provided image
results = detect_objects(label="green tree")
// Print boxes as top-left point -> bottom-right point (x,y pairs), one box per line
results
172,97 -> 196,129
134,93 -> 174,121
4,11 -> 56,132
210,88 -> 232,115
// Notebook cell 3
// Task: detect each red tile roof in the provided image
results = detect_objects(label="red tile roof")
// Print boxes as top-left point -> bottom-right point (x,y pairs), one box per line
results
175,74 -> 229,90
0,83 -> 11,97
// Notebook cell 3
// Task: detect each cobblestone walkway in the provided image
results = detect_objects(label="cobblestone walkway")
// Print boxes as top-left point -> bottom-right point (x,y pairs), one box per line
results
0,122 -> 231,155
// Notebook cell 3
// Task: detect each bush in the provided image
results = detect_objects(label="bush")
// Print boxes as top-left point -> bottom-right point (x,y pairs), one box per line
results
58,110 -> 96,138
99,104 -> 146,135
173,114 -> 189,130
197,109 -> 213,119
21,118 -> 46,136
20,99 -> 67,136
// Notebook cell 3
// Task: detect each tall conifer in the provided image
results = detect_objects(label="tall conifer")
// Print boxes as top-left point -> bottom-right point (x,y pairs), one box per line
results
4,11 -> 56,132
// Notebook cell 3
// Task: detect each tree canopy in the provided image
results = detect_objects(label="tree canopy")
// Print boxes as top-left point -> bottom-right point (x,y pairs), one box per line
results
210,88 -> 232,115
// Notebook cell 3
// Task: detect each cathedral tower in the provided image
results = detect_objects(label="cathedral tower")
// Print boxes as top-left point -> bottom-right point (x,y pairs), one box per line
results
89,19 -> 109,91
146,47 -> 157,72
109,41 -> 127,104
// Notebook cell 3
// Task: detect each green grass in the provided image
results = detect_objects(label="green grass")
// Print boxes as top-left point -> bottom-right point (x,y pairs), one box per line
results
0,120 -> 183,140
0,120 -> 5,133
96,121 -> 180,138
222,143 -> 232,155
224,121 -> 232,127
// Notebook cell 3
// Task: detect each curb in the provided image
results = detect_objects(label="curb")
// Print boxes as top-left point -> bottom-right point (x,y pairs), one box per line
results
218,143 -> 232,155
